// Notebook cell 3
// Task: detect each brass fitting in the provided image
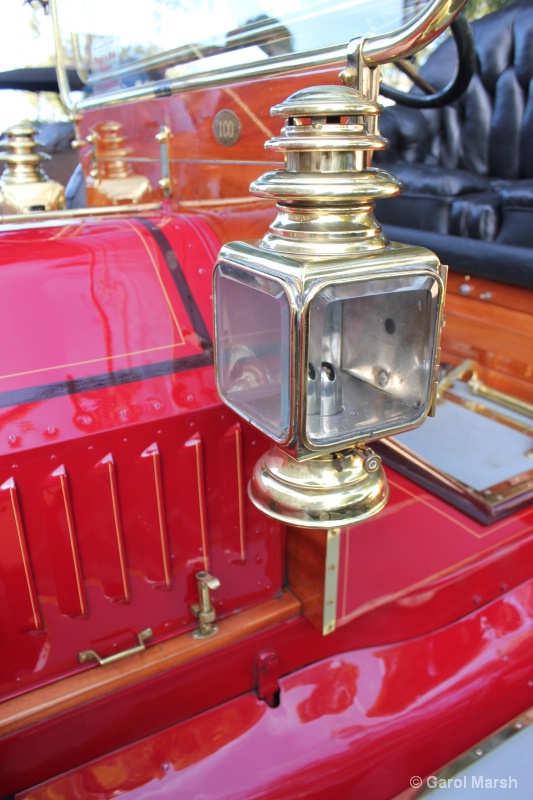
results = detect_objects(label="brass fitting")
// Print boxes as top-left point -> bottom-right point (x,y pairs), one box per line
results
0,124 -> 65,215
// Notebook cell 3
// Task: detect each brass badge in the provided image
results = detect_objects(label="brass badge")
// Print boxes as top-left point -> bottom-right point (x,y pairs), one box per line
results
213,110 -> 241,146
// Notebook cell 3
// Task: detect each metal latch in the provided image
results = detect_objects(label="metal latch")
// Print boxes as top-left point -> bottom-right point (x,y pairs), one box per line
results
190,571 -> 220,639
255,650 -> 280,707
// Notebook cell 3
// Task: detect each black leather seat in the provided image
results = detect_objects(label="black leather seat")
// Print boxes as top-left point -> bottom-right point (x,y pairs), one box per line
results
374,0 -> 533,288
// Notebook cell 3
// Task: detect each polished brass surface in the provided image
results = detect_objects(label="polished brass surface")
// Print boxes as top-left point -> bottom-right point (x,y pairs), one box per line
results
214,76 -> 446,550
445,392 -> 533,437
251,85 -> 400,256
323,528 -> 341,634
86,121 -> 153,207
0,125 -> 65,215
210,34 -> 447,527
156,126 -> 172,197
249,446 -> 388,528
215,83 -> 445,463
191,571 -> 221,639
361,0 -> 466,67
469,374 -> 533,421
438,360 -> 533,421
0,202 -> 161,226
78,628 -> 153,667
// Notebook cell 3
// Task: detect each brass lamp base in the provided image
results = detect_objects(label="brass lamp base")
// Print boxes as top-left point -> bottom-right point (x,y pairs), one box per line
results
249,446 -> 388,528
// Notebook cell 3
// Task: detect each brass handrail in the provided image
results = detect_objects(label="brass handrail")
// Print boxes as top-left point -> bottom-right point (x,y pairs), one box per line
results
0,202 -> 161,226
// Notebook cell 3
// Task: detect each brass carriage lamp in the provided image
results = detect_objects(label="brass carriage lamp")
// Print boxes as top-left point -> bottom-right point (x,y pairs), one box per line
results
0,124 -> 65,215
214,85 -> 446,527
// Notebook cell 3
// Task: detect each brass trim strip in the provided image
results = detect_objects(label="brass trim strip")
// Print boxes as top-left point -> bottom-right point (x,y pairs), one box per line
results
0,203 -> 161,226
445,392 -> 533,437
438,359 -> 533,423
179,197 -> 273,208
323,527 -> 341,635
469,376 -> 533,420
234,425 -> 246,562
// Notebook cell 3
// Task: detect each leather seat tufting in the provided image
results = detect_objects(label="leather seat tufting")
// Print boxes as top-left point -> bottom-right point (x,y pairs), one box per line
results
374,0 -> 533,288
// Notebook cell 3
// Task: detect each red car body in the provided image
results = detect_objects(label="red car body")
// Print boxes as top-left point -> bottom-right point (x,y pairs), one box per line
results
0,1 -> 532,797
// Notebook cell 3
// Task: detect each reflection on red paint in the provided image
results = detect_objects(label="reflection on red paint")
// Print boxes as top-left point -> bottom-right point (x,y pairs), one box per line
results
20,581 -> 533,800
297,661 -> 359,723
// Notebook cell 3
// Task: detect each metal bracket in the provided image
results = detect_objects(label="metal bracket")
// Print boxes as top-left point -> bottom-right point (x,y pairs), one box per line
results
79,628 -> 153,666
156,125 -> 172,197
339,38 -> 381,104
190,571 -> 221,639
255,650 -> 280,707
85,129 -> 99,179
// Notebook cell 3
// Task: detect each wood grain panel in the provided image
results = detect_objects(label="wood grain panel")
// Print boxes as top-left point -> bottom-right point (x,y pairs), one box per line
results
442,277 -> 533,404
78,65 -> 341,204
446,272 -> 533,315
286,527 -> 327,632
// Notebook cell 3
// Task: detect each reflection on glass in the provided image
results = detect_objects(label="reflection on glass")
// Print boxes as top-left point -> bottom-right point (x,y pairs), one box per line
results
215,262 -> 291,442
57,0 -> 430,90
306,274 -> 440,446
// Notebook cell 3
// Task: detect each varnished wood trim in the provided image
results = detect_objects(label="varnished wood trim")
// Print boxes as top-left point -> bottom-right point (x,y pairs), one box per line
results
0,590 -> 300,737
442,274 -> 533,404
447,273 -> 533,315
287,528 -> 328,632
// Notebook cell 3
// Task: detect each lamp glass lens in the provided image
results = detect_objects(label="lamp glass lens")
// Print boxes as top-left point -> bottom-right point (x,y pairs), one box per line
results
306,274 -> 440,446
215,262 -> 291,441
